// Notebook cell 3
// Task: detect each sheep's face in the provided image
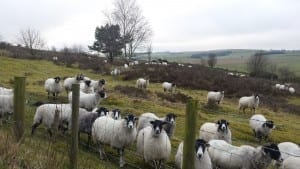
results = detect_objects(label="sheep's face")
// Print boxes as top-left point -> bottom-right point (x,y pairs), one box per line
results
150,120 -> 167,137
262,144 -> 282,162
76,74 -> 84,81
112,109 -> 121,120
97,91 -> 106,98
124,114 -> 138,129
54,77 -> 61,83
221,91 -> 225,95
195,139 -> 209,159
263,120 -> 275,129
84,80 -> 92,87
217,119 -> 229,132
96,107 -> 109,117
165,113 -> 176,124
254,94 -> 259,102
99,79 -> 105,85
171,83 -> 176,87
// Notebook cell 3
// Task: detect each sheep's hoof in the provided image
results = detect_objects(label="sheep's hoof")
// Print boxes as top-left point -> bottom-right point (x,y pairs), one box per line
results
120,161 -> 126,168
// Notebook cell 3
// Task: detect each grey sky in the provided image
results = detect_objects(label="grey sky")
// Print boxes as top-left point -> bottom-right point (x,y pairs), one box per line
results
0,0 -> 299,52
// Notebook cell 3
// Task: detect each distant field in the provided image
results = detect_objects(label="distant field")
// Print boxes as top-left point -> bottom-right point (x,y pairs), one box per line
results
146,49 -> 300,76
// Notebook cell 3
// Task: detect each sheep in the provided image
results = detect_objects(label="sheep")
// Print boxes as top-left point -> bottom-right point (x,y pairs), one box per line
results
199,119 -> 232,144
207,91 -> 224,105
282,156 -> 300,169
111,68 -> 120,76
31,103 -> 88,136
124,64 -> 129,68
0,94 -> 13,124
68,90 -> 106,111
79,107 -> 109,145
92,114 -> 138,167
0,87 -> 13,95
44,77 -> 63,99
238,94 -> 259,113
208,140 -> 283,169
137,112 -> 176,138
136,78 -> 149,89
136,120 -> 171,169
90,79 -> 105,92
279,85 -> 288,90
63,74 -> 84,93
107,109 -> 122,120
249,114 -> 275,141
80,80 -> 94,93
278,142 -> 300,162
162,82 -> 176,93
288,87 -> 295,94
175,139 -> 212,169
275,84 -> 281,89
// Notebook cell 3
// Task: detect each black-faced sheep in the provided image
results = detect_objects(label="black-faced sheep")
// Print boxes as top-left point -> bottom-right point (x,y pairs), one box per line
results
68,90 -> 106,111
44,76 -> 63,99
249,114 -> 275,141
63,74 -> 84,94
199,119 -> 232,144
238,94 -> 259,113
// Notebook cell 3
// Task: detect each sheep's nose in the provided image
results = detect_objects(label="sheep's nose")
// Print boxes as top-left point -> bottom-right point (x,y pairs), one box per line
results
155,130 -> 160,135
278,157 -> 283,163
197,154 -> 202,159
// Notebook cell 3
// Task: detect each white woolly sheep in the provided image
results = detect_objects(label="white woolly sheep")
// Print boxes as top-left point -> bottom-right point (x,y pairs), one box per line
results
288,87 -> 295,94
136,78 -> 149,89
207,91 -> 224,105
0,87 -> 13,95
79,107 -> 109,145
278,142 -> 300,162
107,109 -> 122,120
90,79 -> 105,92
124,64 -> 129,68
92,114 -> 138,167
137,112 -> 176,138
238,94 -> 259,113
63,74 -> 84,93
80,80 -> 94,93
0,94 -> 13,124
199,119 -> 232,144
136,120 -> 171,169
279,85 -> 288,90
208,140 -> 283,169
249,114 -> 275,141
162,82 -> 176,93
68,90 -> 106,111
45,77 -> 63,99
282,156 -> 300,169
31,103 -> 88,136
111,68 -> 121,76
275,84 -> 281,89
175,139 -> 212,169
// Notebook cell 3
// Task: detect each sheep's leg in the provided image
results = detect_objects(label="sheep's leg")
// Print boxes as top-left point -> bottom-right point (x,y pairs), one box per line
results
98,143 -> 105,160
47,128 -> 53,137
119,148 -> 126,167
87,133 -> 91,147
31,121 -> 42,135
47,92 -> 50,99
243,108 -> 246,113
153,160 -> 158,169
252,129 -> 256,137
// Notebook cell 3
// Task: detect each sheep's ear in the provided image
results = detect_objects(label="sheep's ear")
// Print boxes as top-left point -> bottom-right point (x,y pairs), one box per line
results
227,122 -> 230,126
216,120 -> 220,124
150,121 -> 154,125
124,116 -> 128,120
205,143 -> 210,148
134,117 -> 138,121
273,125 -> 276,129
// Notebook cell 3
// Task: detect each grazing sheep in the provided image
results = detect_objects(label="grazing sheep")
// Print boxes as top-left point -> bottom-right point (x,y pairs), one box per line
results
63,74 -> 84,93
238,94 -> 259,113
136,120 -> 171,169
288,87 -> 295,94
111,68 -> 121,76
137,112 -> 176,138
207,91 -> 224,105
208,140 -> 283,169
162,82 -> 176,93
275,84 -> 281,89
44,77 -> 63,99
68,91 -> 106,111
80,80 -> 94,93
107,109 -> 122,120
90,79 -> 105,92
92,114 -> 138,167
279,85 -> 288,90
124,64 -> 129,68
282,156 -> 300,169
175,139 -> 212,169
199,119 -> 232,144
0,87 -> 13,95
31,104 -> 88,136
278,142 -> 300,162
136,78 -> 149,89
79,107 -> 109,145
249,114 -> 275,141
0,94 -> 13,124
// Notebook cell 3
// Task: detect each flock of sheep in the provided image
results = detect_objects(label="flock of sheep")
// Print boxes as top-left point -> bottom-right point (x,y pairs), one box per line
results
0,72 -> 299,169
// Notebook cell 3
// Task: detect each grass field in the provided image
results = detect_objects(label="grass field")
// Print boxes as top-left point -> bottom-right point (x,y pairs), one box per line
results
0,55 -> 299,169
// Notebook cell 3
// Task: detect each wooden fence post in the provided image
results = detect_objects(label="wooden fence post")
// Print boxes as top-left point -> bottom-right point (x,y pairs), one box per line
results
13,76 -> 26,141
70,84 -> 79,169
182,99 -> 198,169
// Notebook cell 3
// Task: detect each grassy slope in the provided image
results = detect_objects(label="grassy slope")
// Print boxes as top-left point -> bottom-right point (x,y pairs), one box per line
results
0,55 -> 299,169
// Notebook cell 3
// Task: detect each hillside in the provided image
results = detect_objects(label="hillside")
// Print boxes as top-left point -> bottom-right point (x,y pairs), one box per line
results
0,54 -> 299,169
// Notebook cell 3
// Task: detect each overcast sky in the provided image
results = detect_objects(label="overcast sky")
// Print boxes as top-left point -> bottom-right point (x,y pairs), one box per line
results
0,0 -> 299,52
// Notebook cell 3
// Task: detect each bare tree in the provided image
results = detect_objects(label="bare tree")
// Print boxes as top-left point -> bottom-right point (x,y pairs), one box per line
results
146,43 -> 152,63
207,53 -> 217,68
17,28 -> 45,55
247,52 -> 269,76
71,44 -> 85,55
109,0 -> 152,60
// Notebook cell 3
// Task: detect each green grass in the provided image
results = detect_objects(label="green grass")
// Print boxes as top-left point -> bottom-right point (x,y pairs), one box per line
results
0,55 -> 299,169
